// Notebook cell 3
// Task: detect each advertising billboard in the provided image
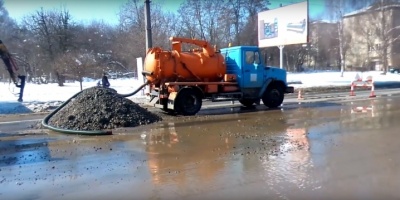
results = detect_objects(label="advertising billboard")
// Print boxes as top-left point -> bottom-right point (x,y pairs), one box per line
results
258,1 -> 309,47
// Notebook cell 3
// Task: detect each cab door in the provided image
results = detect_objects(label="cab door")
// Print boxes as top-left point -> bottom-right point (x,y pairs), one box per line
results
242,50 -> 264,88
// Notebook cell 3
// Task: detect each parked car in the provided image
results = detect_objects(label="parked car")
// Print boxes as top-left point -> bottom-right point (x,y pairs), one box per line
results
389,67 -> 400,74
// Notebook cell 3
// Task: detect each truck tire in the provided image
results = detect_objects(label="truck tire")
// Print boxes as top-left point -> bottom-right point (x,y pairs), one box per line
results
175,88 -> 202,116
239,99 -> 256,107
262,86 -> 284,108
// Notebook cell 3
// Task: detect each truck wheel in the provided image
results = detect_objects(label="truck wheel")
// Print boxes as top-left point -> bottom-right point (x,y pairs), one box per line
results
262,86 -> 284,108
239,99 -> 256,107
175,88 -> 202,116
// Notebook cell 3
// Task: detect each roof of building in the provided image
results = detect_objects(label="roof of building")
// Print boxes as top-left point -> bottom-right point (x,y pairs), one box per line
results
344,4 -> 400,18
311,20 -> 336,24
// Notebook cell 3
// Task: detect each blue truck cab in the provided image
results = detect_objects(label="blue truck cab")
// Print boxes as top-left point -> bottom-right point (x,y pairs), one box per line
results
220,46 -> 294,107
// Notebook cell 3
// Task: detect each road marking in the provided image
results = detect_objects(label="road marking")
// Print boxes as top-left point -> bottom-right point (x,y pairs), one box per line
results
0,119 -> 41,125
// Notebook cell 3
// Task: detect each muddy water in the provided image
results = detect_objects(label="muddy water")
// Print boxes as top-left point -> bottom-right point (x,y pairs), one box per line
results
1,97 -> 400,199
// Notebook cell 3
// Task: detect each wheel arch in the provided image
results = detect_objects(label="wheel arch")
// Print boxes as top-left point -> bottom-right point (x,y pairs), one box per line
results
259,79 -> 286,98
268,80 -> 286,91
173,86 -> 204,115
177,86 -> 204,98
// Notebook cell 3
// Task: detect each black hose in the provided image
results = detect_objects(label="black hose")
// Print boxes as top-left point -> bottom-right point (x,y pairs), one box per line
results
118,81 -> 150,97
41,81 -> 150,136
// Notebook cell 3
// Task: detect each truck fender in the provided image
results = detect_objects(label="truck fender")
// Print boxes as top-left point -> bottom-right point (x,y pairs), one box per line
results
258,78 -> 273,98
178,86 -> 204,98
171,86 -> 204,109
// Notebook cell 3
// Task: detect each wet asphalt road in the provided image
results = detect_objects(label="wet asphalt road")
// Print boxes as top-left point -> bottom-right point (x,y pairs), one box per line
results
1,91 -> 400,199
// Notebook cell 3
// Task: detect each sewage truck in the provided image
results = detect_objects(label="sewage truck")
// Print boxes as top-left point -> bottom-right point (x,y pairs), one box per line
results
141,37 -> 294,116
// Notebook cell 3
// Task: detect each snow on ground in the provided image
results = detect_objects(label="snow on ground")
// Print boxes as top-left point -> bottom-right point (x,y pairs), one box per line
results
1,71 -> 400,115
0,78 -> 147,115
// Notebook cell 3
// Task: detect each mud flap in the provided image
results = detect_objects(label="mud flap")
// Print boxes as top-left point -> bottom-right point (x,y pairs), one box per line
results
167,92 -> 178,110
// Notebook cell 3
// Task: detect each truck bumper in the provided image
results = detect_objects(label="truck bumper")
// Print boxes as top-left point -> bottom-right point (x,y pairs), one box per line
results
285,86 -> 294,93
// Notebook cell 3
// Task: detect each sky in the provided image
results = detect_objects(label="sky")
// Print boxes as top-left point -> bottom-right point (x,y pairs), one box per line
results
3,0 -> 183,25
269,0 -> 325,18
3,0 -> 325,25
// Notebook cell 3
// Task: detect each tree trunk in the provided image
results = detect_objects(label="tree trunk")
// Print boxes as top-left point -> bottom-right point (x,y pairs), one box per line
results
338,21 -> 345,77
382,47 -> 388,74
55,71 -> 65,86
380,0 -> 387,75
285,52 -> 289,71
80,76 -> 83,91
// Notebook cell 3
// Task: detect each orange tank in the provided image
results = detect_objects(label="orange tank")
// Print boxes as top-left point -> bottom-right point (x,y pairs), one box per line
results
143,37 -> 226,85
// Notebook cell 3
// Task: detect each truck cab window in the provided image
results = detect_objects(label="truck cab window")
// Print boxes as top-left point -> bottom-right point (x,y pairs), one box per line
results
245,51 -> 254,64
254,51 -> 260,64
245,51 -> 260,64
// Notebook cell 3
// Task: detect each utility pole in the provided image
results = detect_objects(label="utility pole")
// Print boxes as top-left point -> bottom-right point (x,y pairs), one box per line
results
144,0 -> 152,51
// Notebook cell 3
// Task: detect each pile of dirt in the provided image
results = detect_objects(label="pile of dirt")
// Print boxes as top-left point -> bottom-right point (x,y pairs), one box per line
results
48,87 -> 162,131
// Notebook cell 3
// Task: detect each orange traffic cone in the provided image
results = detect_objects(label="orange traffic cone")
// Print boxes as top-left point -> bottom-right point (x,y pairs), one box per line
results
297,89 -> 304,100
350,82 -> 355,96
369,82 -> 376,98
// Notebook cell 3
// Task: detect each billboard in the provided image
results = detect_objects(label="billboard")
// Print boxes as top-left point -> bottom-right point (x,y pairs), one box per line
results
258,1 -> 308,47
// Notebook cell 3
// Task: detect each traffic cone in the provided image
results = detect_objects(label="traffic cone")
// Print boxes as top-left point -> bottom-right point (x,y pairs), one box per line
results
369,82 -> 376,98
350,82 -> 355,96
297,89 -> 304,100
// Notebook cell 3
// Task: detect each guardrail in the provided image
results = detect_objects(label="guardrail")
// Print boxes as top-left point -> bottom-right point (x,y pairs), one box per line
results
350,75 -> 376,98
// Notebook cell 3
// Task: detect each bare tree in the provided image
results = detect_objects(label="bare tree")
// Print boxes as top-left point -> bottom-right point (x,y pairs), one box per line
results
326,0 -> 348,77
55,50 -> 96,91
116,0 -> 147,76
283,44 -> 307,72
0,0 -> 24,81
70,21 -> 122,78
22,7 -> 75,85
309,21 -> 341,70
241,0 -> 270,45
226,0 -> 245,45
0,0 -> 18,41
177,0 -> 206,41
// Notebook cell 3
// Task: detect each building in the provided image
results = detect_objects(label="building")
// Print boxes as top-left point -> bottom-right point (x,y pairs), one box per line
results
265,21 -> 339,72
343,3 -> 400,71
308,21 -> 339,70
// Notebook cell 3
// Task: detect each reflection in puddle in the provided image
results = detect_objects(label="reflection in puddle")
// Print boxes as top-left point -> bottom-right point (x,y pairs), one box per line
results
0,139 -> 54,167
342,98 -> 399,130
143,122 -> 234,187
259,127 -> 315,191
350,99 -> 376,117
